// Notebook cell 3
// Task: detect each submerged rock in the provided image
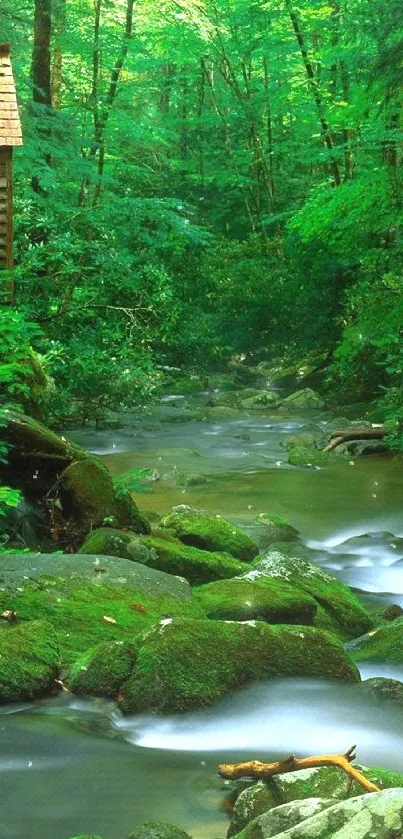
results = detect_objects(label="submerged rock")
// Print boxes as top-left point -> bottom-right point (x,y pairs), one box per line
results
80,529 -> 245,585
119,618 -> 359,714
287,445 -> 344,468
0,620 -> 59,703
160,506 -> 259,561
243,548 -> 373,640
232,788 -> 403,839
128,823 -> 191,839
193,577 -> 317,624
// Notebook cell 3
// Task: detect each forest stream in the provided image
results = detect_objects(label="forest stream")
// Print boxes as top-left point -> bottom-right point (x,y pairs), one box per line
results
3,398 -> 403,839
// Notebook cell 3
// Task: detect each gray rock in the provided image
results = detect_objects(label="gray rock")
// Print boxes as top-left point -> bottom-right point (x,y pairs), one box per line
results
0,553 -> 192,600
234,788 -> 403,839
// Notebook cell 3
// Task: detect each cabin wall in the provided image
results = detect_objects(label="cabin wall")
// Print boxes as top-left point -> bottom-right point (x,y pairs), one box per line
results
0,147 -> 14,303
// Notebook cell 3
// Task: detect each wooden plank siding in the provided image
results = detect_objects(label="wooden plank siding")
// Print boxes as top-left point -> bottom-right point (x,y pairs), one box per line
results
0,44 -> 22,304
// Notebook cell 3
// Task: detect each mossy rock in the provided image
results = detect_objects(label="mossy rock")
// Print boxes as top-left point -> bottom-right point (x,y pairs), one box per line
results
229,766 -> 403,836
348,618 -> 403,665
80,529 -> 245,585
160,506 -> 259,561
60,461 -> 150,534
285,432 -> 323,450
80,528 -> 155,566
120,619 -> 359,714
361,677 -> 403,705
287,446 -> 345,468
0,619 -> 59,703
141,535 -> 246,585
70,639 -> 137,697
0,566 -> 202,669
67,835 -> 104,838
193,578 -> 317,624
231,788 -> 403,839
243,548 -> 373,641
206,390 -> 244,408
128,823 -> 191,839
240,391 -> 280,410
281,388 -> 325,410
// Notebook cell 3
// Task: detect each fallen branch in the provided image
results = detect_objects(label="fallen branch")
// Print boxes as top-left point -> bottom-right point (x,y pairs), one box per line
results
217,745 -> 380,794
324,426 -> 386,453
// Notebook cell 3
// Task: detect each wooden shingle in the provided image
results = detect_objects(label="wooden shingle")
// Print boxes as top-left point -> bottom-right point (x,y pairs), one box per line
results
0,44 -> 22,147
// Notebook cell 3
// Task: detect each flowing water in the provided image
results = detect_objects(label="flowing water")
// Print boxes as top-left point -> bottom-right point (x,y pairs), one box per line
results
6,399 -> 403,839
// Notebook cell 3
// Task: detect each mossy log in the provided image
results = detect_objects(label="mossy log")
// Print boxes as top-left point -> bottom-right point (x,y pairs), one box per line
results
218,745 -> 380,794
324,426 -> 386,452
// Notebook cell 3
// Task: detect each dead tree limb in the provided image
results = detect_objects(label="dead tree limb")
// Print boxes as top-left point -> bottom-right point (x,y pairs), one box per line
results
218,745 -> 380,794
324,426 -> 386,452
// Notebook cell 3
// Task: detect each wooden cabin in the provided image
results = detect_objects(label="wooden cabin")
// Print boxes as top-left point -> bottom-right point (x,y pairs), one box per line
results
0,43 -> 22,303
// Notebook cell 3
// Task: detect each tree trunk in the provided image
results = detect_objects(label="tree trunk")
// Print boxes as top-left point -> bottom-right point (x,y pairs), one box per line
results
285,0 -> 341,187
32,0 -> 52,195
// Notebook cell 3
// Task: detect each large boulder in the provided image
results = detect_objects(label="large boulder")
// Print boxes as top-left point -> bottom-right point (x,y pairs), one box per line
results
160,506 -> 259,561
0,553 -> 200,668
243,548 -> 373,640
232,788 -> 403,839
229,766 -> 403,836
0,620 -> 59,703
80,529 -> 245,585
193,578 -> 317,624
119,619 -> 359,714
281,389 -> 325,410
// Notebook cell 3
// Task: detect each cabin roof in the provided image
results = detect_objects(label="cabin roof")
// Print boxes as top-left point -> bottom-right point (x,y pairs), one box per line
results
0,44 -> 22,147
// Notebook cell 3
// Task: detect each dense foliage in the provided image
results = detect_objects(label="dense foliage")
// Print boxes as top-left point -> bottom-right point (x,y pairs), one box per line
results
0,0 -> 402,428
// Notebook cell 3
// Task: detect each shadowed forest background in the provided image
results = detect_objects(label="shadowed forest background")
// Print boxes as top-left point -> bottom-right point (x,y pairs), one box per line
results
1,0 -> 403,430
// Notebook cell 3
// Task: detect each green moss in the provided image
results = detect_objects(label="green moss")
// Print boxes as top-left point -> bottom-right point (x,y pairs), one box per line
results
350,618 -> 403,664
229,765 -> 403,837
193,578 -> 317,624
80,528 -> 154,565
246,550 -> 373,641
160,505 -> 259,561
80,529 -> 245,585
281,388 -> 325,409
287,446 -> 344,468
141,535 -> 246,584
0,619 -> 59,702
120,619 -> 359,714
0,576 -> 204,670
70,639 -> 137,697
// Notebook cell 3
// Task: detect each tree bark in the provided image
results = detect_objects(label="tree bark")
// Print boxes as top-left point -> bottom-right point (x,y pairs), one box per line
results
324,426 -> 386,452
218,745 -> 380,793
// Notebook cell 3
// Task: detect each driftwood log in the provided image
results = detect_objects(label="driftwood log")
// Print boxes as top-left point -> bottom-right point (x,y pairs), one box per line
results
218,745 -> 380,794
324,426 -> 386,453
